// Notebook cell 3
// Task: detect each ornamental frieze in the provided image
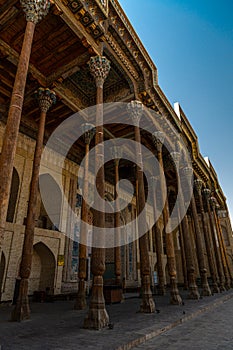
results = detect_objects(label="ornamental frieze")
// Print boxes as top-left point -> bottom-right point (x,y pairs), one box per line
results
67,0 -> 106,39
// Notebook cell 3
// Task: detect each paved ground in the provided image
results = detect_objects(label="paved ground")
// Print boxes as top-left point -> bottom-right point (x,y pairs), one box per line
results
132,294 -> 233,350
0,289 -> 233,350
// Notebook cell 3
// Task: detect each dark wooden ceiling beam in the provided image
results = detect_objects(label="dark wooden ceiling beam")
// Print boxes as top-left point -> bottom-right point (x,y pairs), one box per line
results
0,0 -> 18,15
46,51 -> 90,85
0,39 -> 47,86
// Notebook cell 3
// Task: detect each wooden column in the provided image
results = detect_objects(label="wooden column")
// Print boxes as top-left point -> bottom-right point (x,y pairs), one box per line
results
210,197 -> 231,290
204,189 -> 225,291
151,176 -> 165,295
11,88 -> 56,321
75,123 -> 95,310
177,162 -> 199,299
177,212 -> 188,290
110,146 -> 122,286
215,208 -> 233,286
186,175 -> 211,296
194,180 -> 219,293
0,0 -> 50,257
128,100 -> 155,313
84,56 -> 110,329
152,135 -> 182,304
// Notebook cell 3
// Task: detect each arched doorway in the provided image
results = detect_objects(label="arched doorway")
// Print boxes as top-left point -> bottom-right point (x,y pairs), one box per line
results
0,252 -> 6,300
28,242 -> 56,295
7,167 -> 20,223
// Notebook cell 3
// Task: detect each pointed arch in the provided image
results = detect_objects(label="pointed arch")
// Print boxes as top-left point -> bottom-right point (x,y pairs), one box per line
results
29,242 -> 56,295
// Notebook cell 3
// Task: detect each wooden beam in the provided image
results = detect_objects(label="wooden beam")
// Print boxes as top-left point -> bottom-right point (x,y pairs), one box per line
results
0,0 -> 18,15
0,39 -> 47,86
46,51 -> 90,84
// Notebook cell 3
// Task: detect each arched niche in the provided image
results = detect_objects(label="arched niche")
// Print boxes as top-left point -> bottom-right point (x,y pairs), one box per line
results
29,242 -> 56,295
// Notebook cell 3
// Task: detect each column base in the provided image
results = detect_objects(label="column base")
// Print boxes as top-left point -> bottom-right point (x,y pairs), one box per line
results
224,278 -> 231,290
188,283 -> 200,300
219,281 -> 226,292
83,307 -> 109,330
11,278 -> 30,322
83,275 -> 109,330
74,280 -> 87,310
157,285 -> 166,296
201,284 -> 212,296
211,281 -> 220,294
170,278 -> 182,305
140,294 -> 155,313
140,275 -> 155,313
201,274 -> 212,296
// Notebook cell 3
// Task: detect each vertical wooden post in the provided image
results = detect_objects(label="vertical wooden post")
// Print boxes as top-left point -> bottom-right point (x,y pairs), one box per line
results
175,159 -> 199,299
153,135 -> 182,304
210,197 -> 231,290
188,181 -> 211,296
178,219 -> 188,290
75,124 -> 95,310
127,100 -> 155,313
110,146 -> 122,286
194,180 -> 219,293
11,88 -> 56,321
84,56 -> 110,329
151,176 -> 165,295
204,189 -> 225,292
214,208 -> 233,286
0,0 -> 50,257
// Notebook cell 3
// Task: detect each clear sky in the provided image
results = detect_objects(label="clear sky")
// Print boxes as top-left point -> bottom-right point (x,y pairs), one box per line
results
120,0 -> 233,221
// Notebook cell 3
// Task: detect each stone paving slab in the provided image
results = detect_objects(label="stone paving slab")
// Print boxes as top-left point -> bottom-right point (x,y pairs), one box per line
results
0,290 -> 233,350
132,294 -> 233,349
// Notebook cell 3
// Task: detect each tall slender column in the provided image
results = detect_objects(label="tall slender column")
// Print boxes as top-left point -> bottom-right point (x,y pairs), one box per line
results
152,135 -> 182,305
184,174 -> 211,296
177,209 -> 188,290
11,88 -> 56,321
151,176 -> 165,295
84,56 -> 110,329
0,0 -> 50,257
210,197 -> 231,290
204,189 -> 225,291
215,207 -> 233,286
127,101 -> 155,313
110,146 -> 122,286
177,161 -> 199,299
194,180 -> 219,293
75,123 -> 95,310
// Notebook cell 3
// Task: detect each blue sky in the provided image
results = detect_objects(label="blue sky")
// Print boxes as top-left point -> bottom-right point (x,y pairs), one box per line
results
120,0 -> 233,220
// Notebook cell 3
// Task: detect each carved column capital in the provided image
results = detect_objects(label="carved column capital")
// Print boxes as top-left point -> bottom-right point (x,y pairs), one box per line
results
209,196 -> 217,210
20,0 -> 50,24
81,123 -> 96,145
152,131 -> 165,152
89,56 -> 111,88
182,166 -> 193,183
170,151 -> 181,167
127,100 -> 144,126
194,179 -> 203,194
35,87 -> 56,113
203,188 -> 211,199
